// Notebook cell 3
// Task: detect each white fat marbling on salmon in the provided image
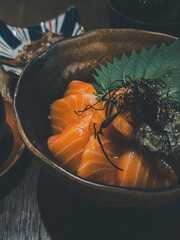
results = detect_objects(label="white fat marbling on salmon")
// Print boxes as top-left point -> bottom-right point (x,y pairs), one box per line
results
64,149 -> 84,165
55,135 -> 87,158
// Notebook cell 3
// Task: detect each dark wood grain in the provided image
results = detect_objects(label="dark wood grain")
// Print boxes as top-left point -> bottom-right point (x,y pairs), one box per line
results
0,1 -> 110,239
0,160 -> 51,240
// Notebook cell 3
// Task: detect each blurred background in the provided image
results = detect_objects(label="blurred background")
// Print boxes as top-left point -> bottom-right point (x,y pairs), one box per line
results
0,0 -> 180,35
0,0 -> 110,30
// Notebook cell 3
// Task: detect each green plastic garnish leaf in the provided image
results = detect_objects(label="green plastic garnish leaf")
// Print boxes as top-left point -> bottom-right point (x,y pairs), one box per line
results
92,38 -> 180,111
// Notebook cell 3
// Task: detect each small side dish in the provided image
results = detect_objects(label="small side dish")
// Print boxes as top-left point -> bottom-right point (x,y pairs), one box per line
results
47,36 -> 180,189
0,31 -> 64,69
0,8 -> 83,74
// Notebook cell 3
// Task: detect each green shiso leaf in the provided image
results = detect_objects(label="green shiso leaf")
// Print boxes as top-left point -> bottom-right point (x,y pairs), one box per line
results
133,45 -> 158,79
122,50 -> 138,80
92,54 -> 129,93
92,38 -> 180,111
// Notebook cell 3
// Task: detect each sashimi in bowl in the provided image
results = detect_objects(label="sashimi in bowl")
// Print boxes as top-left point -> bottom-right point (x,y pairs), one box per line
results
14,29 -> 180,208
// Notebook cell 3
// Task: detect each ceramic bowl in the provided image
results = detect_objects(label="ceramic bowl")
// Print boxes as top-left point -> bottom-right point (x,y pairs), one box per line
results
0,7 -> 83,75
108,0 -> 180,37
0,93 -> 30,199
14,29 -> 180,208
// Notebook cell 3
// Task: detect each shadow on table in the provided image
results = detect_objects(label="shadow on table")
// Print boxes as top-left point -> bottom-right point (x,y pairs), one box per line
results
37,170 -> 180,240
0,149 -> 31,200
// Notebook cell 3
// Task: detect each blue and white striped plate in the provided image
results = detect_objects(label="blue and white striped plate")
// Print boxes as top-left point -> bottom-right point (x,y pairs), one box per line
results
0,8 -> 84,75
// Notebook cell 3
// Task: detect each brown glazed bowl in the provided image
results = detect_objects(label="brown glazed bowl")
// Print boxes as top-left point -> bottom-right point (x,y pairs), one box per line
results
14,29 -> 179,208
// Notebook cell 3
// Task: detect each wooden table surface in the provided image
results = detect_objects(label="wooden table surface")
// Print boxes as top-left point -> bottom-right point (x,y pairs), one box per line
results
1,1 -> 180,240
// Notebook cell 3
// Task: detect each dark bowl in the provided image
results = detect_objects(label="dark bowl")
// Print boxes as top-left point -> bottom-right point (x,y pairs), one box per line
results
14,29 -> 180,208
108,0 -> 180,37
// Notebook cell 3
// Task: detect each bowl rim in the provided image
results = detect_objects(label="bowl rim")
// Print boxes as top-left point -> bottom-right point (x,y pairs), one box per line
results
108,0 -> 180,27
0,99 -> 25,177
14,28 -> 180,198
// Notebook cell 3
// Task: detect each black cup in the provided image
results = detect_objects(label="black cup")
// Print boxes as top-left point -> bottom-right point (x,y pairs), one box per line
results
108,0 -> 180,37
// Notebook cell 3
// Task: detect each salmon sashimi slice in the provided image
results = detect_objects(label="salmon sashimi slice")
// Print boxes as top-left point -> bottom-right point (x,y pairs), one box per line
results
88,101 -> 134,140
88,102 -> 108,134
116,150 -> 175,189
48,114 -> 92,173
102,88 -> 134,139
111,107 -> 134,140
77,135 -> 123,186
112,113 -> 134,140
64,80 -> 95,97
50,93 -> 96,135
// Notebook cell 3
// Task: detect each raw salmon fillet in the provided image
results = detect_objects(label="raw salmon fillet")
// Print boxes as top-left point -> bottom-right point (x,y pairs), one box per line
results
88,102 -> 107,134
64,80 -> 95,97
48,80 -> 177,189
116,150 -> 175,189
111,107 -> 134,140
50,93 -> 96,135
48,114 -> 92,173
77,134 -> 123,186
88,101 -> 133,140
